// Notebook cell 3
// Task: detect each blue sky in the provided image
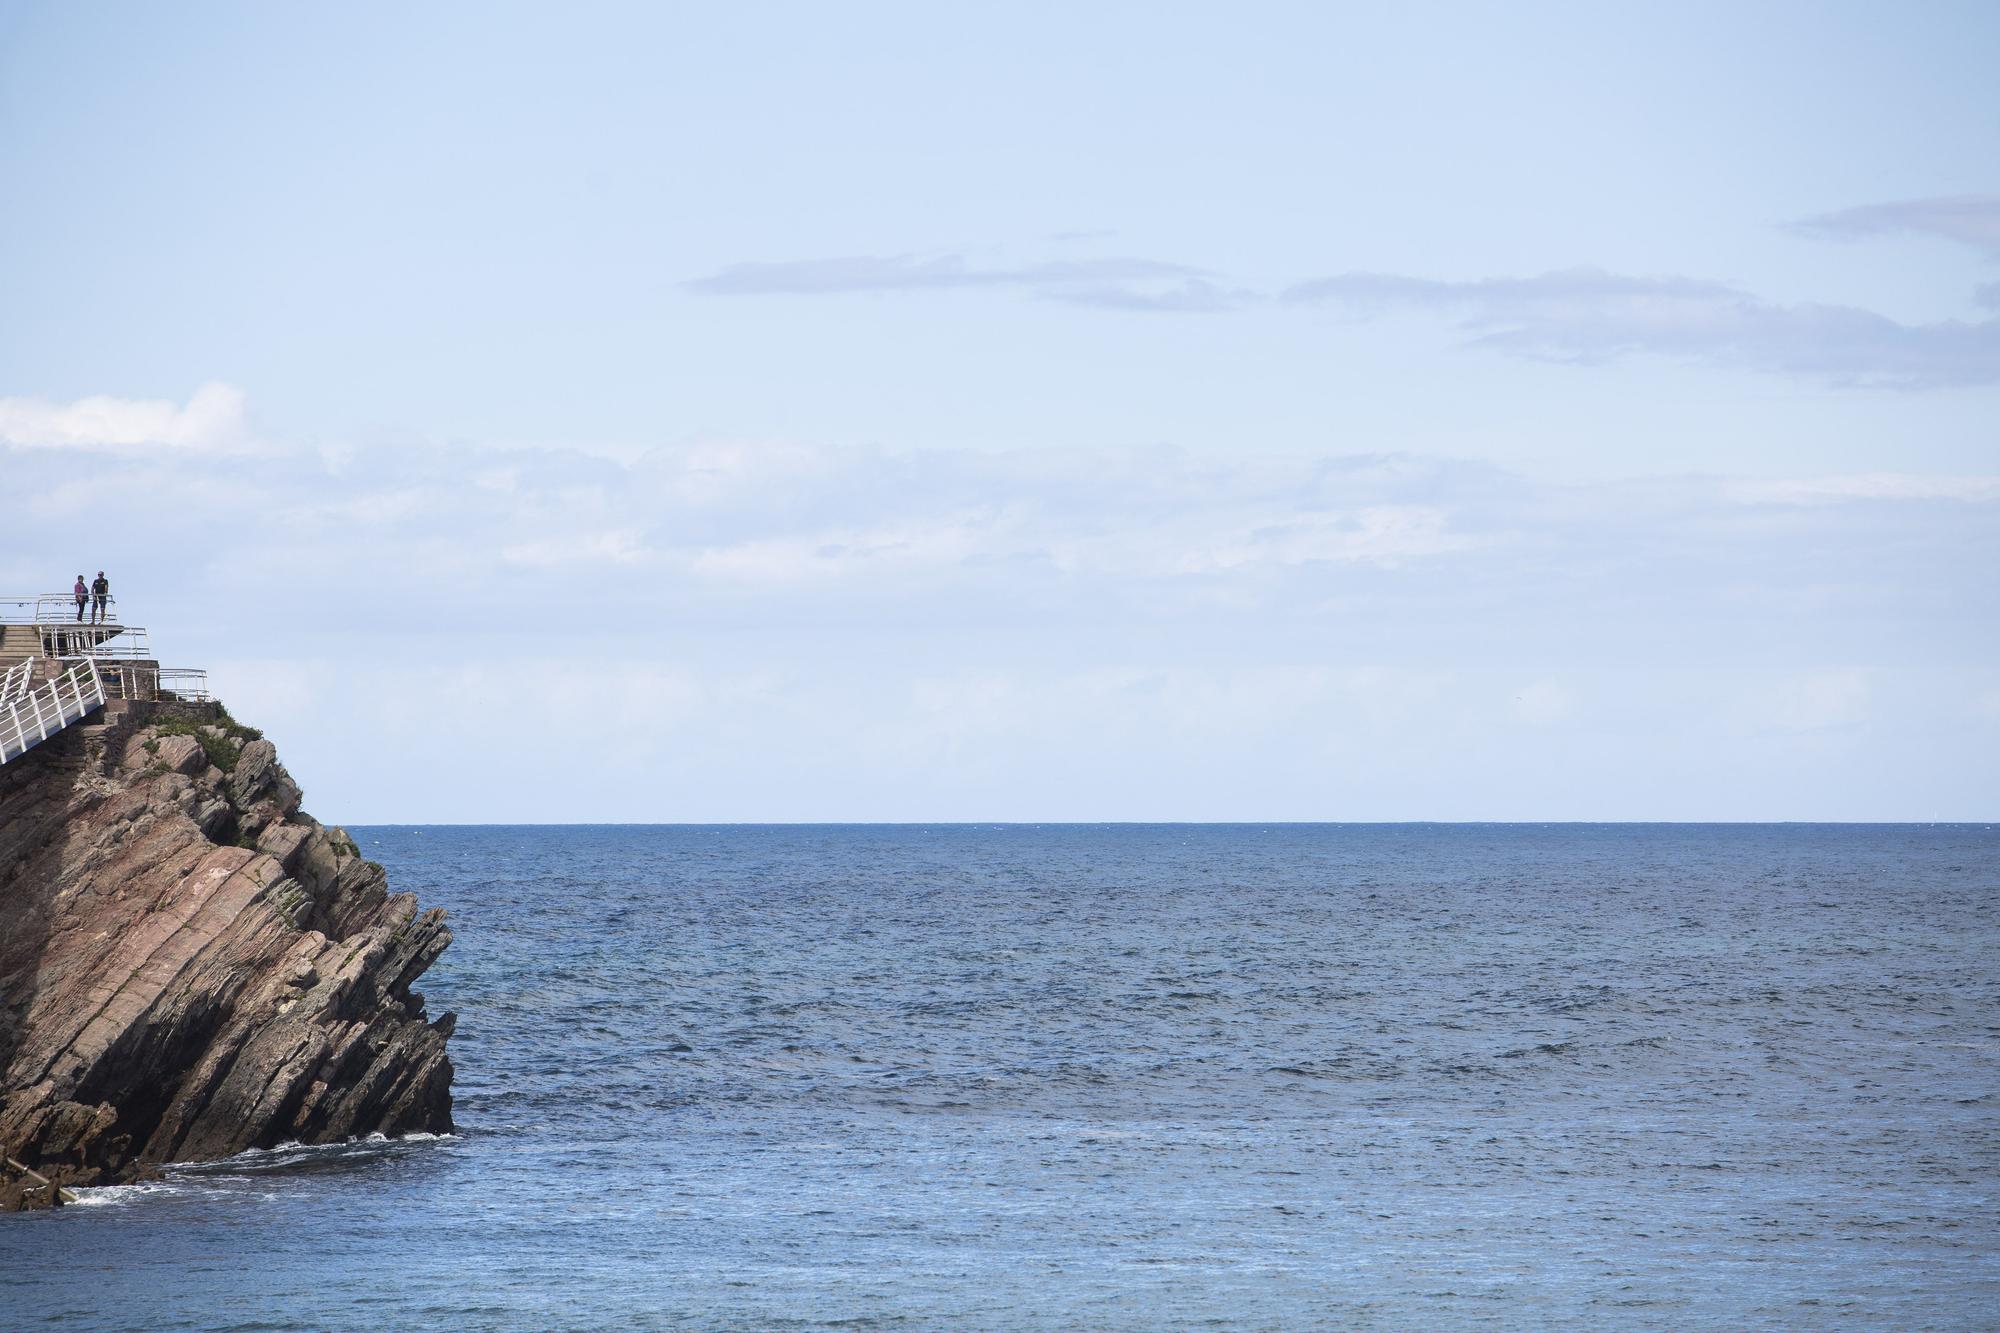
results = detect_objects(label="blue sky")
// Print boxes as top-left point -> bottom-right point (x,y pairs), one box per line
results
2,1 -> 1995,819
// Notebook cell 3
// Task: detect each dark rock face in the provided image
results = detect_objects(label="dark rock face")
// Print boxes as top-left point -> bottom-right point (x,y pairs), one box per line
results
0,704 -> 453,1199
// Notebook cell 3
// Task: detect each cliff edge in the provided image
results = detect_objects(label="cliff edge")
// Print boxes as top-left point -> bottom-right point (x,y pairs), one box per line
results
0,701 -> 453,1207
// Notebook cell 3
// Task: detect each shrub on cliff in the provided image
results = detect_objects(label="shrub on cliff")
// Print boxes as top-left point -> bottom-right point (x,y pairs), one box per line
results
152,709 -> 262,774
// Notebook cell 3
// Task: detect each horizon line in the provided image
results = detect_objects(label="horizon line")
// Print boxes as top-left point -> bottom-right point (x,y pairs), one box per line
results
338,819 -> 1997,829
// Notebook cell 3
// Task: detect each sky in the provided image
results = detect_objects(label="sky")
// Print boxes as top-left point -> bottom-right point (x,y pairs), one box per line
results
1,0 -> 1995,821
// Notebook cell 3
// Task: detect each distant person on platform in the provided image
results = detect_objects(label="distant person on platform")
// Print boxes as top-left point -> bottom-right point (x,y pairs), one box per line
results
73,574 -> 88,623
91,571 -> 110,624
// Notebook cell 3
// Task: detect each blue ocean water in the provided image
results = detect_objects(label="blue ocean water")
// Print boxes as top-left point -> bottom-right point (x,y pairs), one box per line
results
4,824 -> 1997,1329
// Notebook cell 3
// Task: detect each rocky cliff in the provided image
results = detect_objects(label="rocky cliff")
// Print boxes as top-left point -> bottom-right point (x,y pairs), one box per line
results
0,701 -> 453,1206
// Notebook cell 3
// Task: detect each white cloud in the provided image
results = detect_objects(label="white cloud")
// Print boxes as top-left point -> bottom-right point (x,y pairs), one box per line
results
864,664 -> 1451,775
641,438 -> 863,509
678,499 -> 1481,588
0,382 -> 258,453
1047,278 -> 1252,313
689,515 -> 995,584
1182,505 -> 1476,572
1772,669 -> 1871,732
687,254 -> 1205,294
331,658 -> 707,775
1724,474 -> 2000,505
501,530 -> 652,568
198,657 -> 341,738
686,252 -> 1254,312
1510,679 -> 1575,726
3,387 -> 1988,818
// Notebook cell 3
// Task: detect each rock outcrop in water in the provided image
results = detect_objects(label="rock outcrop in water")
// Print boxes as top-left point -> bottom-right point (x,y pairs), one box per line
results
0,701 -> 453,1207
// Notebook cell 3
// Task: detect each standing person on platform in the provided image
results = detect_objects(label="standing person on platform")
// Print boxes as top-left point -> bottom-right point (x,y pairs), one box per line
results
91,571 -> 110,625
73,574 -> 87,623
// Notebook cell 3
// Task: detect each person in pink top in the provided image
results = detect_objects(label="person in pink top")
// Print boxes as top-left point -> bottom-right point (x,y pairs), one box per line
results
72,574 -> 87,623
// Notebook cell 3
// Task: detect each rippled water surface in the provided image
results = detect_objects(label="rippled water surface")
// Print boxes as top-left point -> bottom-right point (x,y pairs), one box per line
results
5,824 -> 1997,1329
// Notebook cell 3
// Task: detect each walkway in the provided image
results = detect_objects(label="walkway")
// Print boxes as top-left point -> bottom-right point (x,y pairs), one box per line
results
0,593 -> 210,765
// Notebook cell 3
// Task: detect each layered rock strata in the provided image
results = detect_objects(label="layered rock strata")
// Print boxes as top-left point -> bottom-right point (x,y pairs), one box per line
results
0,702 -> 453,1205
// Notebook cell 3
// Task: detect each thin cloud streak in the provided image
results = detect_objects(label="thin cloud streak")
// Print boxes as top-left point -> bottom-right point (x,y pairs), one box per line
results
685,253 -> 1217,303
1045,278 -> 1252,313
689,198 -> 2000,383
686,253 -> 1258,312
1790,194 -> 2000,259
1723,473 -> 2000,505
1283,266 -> 2000,388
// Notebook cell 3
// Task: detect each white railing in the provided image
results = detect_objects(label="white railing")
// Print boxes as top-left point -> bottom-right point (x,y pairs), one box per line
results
91,664 -> 212,703
36,624 -> 153,659
29,592 -> 119,624
0,594 -> 215,711
0,658 -> 105,765
1,594 -> 119,623
157,668 -> 213,703
0,659 -> 32,703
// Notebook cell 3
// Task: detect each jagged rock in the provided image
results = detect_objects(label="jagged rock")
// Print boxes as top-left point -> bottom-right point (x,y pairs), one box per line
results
0,704 -> 453,1199
155,735 -> 205,776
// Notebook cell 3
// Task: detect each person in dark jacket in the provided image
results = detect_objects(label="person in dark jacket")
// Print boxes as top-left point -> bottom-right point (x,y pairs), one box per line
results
91,572 -> 110,624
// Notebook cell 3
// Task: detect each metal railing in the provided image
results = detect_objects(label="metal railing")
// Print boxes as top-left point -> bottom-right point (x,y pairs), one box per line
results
0,659 -> 32,703
0,594 -> 215,711
0,593 -> 123,625
0,658 -> 105,765
157,668 -> 213,703
36,624 -> 152,659
34,592 -> 119,624
91,663 -> 212,704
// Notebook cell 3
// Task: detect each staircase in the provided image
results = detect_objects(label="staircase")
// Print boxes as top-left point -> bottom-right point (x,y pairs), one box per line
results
0,658 -> 106,764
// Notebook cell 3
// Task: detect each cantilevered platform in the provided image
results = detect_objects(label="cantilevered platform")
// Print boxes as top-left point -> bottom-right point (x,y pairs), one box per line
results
0,594 -> 211,764
0,621 -> 142,663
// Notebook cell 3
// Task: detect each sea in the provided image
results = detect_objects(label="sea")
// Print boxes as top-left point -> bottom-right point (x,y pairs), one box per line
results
3,824 -> 1996,1330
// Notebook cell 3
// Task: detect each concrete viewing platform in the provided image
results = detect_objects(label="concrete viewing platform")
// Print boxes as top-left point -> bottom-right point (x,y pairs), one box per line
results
0,620 -> 144,664
0,593 -> 211,764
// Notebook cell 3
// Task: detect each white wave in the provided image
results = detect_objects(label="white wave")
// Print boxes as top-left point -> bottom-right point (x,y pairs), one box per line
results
214,1130 -> 461,1164
66,1181 -> 180,1207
